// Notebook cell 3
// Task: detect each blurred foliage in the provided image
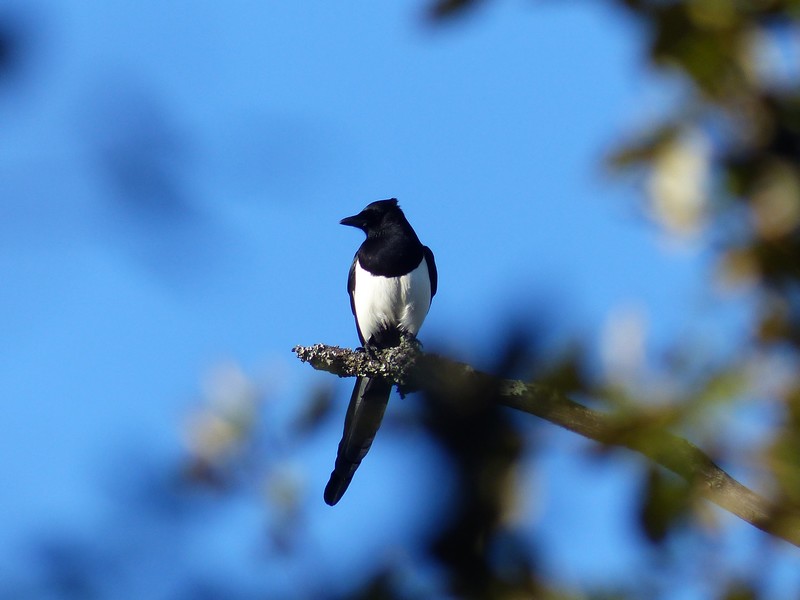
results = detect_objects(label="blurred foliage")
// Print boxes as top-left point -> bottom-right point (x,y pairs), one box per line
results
637,466 -> 693,544
428,0 -> 800,596
0,9 -> 25,73
421,345 -> 540,599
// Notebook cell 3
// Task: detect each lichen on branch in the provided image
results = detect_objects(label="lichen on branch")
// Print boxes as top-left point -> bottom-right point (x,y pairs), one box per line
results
293,341 -> 800,547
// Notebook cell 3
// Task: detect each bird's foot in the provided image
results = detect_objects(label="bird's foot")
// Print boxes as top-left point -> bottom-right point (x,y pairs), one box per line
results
363,343 -> 382,360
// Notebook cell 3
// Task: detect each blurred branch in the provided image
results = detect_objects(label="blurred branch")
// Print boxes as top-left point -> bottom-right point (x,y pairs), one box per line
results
293,342 -> 800,547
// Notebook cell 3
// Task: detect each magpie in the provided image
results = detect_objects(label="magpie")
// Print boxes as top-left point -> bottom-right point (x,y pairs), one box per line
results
324,198 -> 437,506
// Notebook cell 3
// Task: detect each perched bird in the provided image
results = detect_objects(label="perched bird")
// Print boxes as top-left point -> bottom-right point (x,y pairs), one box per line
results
324,198 -> 438,505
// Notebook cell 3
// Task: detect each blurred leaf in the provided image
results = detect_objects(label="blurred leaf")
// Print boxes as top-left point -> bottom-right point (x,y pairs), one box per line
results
422,367 -> 536,598
638,467 -> 692,544
293,383 -> 336,436
0,9 -> 34,85
533,345 -> 588,396
0,21 -> 17,76
607,125 -> 680,171
767,385 -> 800,505
722,581 -> 759,600
428,0 -> 482,20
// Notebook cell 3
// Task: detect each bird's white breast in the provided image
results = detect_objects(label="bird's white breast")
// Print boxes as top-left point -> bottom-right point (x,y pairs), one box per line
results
353,258 -> 432,345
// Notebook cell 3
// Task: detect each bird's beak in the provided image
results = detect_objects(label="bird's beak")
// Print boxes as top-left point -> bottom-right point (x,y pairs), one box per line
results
340,212 -> 364,228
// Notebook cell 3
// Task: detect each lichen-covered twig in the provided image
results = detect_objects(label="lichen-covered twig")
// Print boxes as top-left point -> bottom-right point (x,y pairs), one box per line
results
293,342 -> 800,547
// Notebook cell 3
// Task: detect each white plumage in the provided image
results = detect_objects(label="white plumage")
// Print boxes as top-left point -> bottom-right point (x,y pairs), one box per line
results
352,257 -> 432,345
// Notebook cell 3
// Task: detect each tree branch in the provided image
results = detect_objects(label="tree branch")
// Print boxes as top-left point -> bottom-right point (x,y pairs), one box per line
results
293,342 -> 800,547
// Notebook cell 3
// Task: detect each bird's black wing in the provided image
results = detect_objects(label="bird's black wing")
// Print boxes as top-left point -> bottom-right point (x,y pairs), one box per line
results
423,246 -> 438,299
347,253 -> 357,315
347,253 -> 367,346
324,375 -> 391,505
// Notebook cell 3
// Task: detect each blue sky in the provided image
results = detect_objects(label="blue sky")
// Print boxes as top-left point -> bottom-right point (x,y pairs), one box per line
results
1,1 -> 793,597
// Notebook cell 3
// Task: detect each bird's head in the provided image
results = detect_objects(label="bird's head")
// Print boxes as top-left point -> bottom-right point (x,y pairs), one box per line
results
340,198 -> 403,234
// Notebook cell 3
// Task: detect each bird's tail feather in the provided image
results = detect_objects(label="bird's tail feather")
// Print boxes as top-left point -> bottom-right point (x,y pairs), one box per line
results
324,376 -> 391,506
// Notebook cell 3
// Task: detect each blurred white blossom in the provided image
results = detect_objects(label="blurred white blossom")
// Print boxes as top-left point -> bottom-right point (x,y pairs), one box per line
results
183,361 -> 260,467
648,130 -> 711,236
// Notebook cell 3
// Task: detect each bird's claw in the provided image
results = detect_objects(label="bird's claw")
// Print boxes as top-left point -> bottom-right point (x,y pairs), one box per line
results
363,343 -> 382,359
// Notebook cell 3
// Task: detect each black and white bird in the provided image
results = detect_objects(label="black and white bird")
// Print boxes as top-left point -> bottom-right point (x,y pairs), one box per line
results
324,198 -> 437,506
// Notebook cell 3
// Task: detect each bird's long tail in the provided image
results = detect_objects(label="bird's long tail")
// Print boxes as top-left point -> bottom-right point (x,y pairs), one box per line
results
324,376 -> 391,506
